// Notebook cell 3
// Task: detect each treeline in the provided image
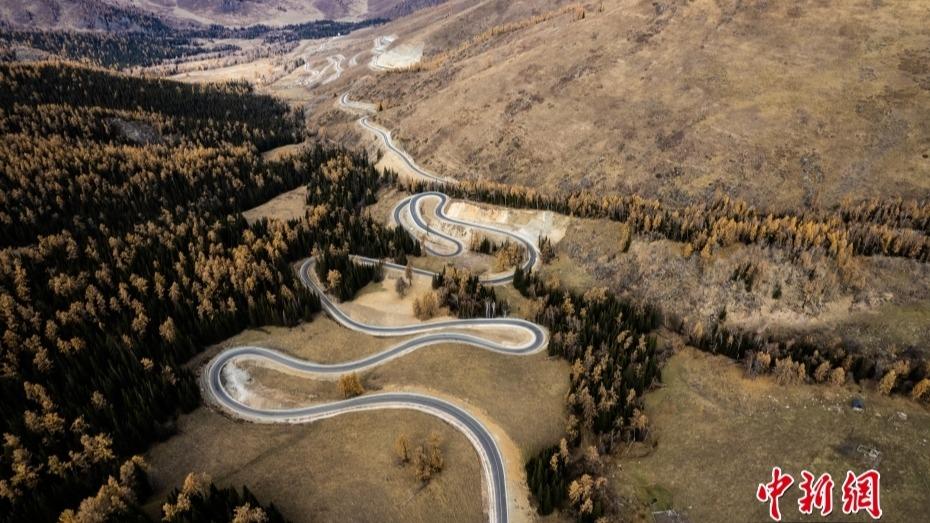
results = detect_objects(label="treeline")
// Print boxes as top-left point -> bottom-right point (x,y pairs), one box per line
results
0,17 -> 387,69
193,18 -> 389,44
399,179 -> 930,264
0,62 -> 300,150
0,63 -> 417,522
0,30 -> 232,69
59,462 -> 289,523
517,268 -> 661,442
514,266 -> 661,521
671,315 -> 930,402
839,197 -> 930,234
524,445 -> 568,515
161,473 -> 289,523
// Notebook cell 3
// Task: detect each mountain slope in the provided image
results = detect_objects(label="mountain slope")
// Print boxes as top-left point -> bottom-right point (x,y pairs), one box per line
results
0,0 -> 175,31
356,0 -> 930,211
0,0 -> 447,30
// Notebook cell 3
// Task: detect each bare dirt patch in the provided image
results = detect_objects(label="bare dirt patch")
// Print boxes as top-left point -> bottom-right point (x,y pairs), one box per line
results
372,38 -> 424,70
444,200 -> 570,245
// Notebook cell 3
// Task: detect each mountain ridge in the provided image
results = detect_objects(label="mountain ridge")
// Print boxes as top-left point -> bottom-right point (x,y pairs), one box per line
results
0,0 -> 446,31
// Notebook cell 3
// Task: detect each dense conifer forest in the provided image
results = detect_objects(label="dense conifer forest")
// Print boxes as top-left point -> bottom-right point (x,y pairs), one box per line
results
0,30 -> 231,69
0,17 -> 386,69
514,267 -> 661,521
197,18 -> 389,43
0,62 -> 417,522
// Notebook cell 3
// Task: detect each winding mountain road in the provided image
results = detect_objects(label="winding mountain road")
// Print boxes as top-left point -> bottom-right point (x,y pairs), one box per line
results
204,258 -> 546,523
204,91 -> 546,523
341,93 -> 539,284
368,35 -> 398,71
392,192 -> 538,284
340,93 -> 448,183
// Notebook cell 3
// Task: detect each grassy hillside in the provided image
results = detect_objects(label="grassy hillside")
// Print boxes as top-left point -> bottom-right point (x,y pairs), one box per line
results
357,0 -> 930,212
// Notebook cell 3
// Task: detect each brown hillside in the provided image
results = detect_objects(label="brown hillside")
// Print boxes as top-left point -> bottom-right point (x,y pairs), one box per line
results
356,0 -> 930,211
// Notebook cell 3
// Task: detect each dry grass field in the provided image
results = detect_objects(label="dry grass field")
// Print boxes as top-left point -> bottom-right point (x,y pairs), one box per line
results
153,0 -> 930,215
556,214 -> 930,362
339,270 -> 456,325
615,346 -> 930,522
143,406 -> 484,523
348,0 -> 930,211
242,186 -> 308,224
145,272 -> 569,522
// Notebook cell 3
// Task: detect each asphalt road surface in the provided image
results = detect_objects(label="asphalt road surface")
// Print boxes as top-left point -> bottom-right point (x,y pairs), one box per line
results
204,259 -> 547,523
204,92 -> 551,523
391,192 -> 539,284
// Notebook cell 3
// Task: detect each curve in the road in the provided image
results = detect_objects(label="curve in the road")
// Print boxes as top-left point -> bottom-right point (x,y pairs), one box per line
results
205,257 -> 547,523
206,89 -> 547,523
340,95 -> 539,285
204,381 -> 506,522
339,93 -> 448,183
391,192 -> 538,284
